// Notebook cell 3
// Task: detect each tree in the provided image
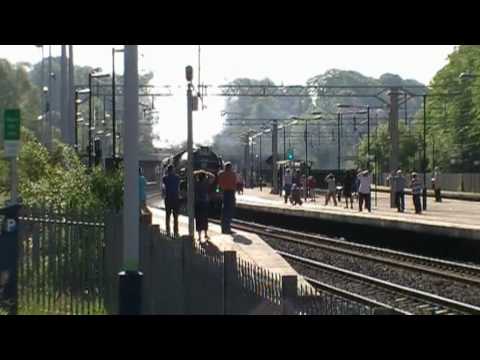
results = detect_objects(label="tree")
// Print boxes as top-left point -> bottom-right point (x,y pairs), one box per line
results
29,57 -> 158,156
418,45 -> 480,172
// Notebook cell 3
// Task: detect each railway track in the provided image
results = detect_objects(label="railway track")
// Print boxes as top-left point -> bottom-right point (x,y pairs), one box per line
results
147,195 -> 480,314
214,219 -> 480,315
282,251 -> 480,315
224,219 -> 480,287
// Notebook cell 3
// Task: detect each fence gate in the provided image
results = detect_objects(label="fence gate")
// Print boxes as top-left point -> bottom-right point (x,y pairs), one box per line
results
17,206 -> 106,315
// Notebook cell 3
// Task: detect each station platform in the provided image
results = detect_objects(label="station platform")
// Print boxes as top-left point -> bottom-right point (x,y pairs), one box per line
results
147,196 -> 307,280
236,187 -> 480,241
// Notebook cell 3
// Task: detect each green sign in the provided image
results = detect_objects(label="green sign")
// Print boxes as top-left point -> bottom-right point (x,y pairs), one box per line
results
4,109 -> 21,141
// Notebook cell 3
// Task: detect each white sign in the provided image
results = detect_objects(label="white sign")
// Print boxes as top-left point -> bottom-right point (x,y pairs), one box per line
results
3,140 -> 20,158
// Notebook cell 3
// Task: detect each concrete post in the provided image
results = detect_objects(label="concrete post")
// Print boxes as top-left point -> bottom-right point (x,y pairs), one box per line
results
272,121 -> 279,194
388,88 -> 400,208
181,236 -> 193,314
60,45 -> 67,143
118,45 -> 142,314
281,275 -> 298,315
122,45 -> 139,270
223,251 -> 237,314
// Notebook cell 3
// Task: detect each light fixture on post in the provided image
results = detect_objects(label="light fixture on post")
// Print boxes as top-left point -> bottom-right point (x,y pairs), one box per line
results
88,70 -> 110,168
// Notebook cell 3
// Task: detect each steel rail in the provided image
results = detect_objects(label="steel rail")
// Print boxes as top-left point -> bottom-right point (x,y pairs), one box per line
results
279,251 -> 480,315
226,219 -> 480,287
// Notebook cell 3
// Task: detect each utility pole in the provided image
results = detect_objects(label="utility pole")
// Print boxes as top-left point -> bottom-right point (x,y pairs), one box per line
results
68,45 -> 75,146
244,140 -> 249,189
60,45 -> 67,143
88,74 -> 93,167
272,120 -> 278,194
250,139 -> 254,188
367,105 -> 370,171
388,88 -> 400,208
259,134 -> 262,191
47,45 -> 52,151
112,49 -> 116,161
186,66 -> 195,237
38,45 -> 46,146
423,95 -> 427,210
304,119 -> 308,201
337,112 -> 341,172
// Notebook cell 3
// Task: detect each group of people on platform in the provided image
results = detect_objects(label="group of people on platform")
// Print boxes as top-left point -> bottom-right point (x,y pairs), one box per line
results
156,162 -> 238,242
279,166 -> 444,215
138,161 -> 444,241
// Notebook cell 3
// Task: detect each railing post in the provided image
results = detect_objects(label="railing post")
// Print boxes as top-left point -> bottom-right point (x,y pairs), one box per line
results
373,307 -> 401,315
182,236 -> 193,314
118,270 -> 143,314
223,251 -> 237,315
281,275 -> 298,315
0,204 -> 21,315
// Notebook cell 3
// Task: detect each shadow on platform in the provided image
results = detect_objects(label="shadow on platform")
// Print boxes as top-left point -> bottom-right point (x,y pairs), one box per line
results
232,233 -> 253,245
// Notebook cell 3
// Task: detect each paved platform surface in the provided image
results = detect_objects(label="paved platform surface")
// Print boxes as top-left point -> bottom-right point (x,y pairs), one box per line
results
147,196 -> 304,279
236,187 -> 480,240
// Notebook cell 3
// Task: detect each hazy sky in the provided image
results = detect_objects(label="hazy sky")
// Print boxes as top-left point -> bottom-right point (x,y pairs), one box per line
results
0,45 -> 456,146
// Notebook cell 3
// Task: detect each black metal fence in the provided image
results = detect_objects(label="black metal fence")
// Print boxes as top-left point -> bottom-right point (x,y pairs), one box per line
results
106,214 -> 375,315
17,206 -> 106,315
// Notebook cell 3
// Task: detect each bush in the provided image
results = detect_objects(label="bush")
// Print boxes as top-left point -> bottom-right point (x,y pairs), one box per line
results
17,133 -> 123,211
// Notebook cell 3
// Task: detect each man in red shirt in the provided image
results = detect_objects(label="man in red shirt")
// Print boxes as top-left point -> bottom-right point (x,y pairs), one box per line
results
218,162 -> 237,234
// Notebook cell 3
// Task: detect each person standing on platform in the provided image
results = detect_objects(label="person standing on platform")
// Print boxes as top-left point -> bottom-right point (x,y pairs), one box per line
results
352,170 -> 360,202
343,170 -> 354,209
432,167 -> 442,202
290,183 -> 303,206
194,170 -> 214,243
283,168 -> 293,204
163,164 -> 180,237
307,175 -> 317,202
236,172 -> 244,195
294,169 -> 302,186
394,169 -> 406,212
324,173 -> 337,206
358,170 -> 372,212
411,172 -> 423,214
218,162 -> 237,234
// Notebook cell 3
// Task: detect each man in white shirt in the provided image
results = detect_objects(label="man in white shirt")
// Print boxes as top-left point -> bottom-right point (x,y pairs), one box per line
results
283,168 -> 293,204
358,170 -> 372,212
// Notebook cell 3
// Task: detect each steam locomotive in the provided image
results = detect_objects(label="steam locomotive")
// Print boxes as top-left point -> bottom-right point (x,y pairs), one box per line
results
161,146 -> 224,209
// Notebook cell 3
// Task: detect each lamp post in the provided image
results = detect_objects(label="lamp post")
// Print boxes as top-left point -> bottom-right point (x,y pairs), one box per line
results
47,45 -> 53,150
35,45 -> 46,145
259,133 -> 262,191
88,70 -> 110,168
337,112 -> 341,172
186,65 -> 195,237
112,48 -> 124,163
291,115 -> 321,200
422,94 -> 427,210
75,88 -> 90,153
336,104 -> 384,171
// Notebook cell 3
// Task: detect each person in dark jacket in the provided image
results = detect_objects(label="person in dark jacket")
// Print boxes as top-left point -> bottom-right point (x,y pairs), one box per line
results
194,170 -> 214,243
411,172 -> 423,214
163,164 -> 180,237
343,170 -> 354,209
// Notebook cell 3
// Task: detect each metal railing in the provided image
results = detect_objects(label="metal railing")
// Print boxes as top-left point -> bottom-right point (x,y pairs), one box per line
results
105,214 -> 376,315
17,206 -> 106,315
